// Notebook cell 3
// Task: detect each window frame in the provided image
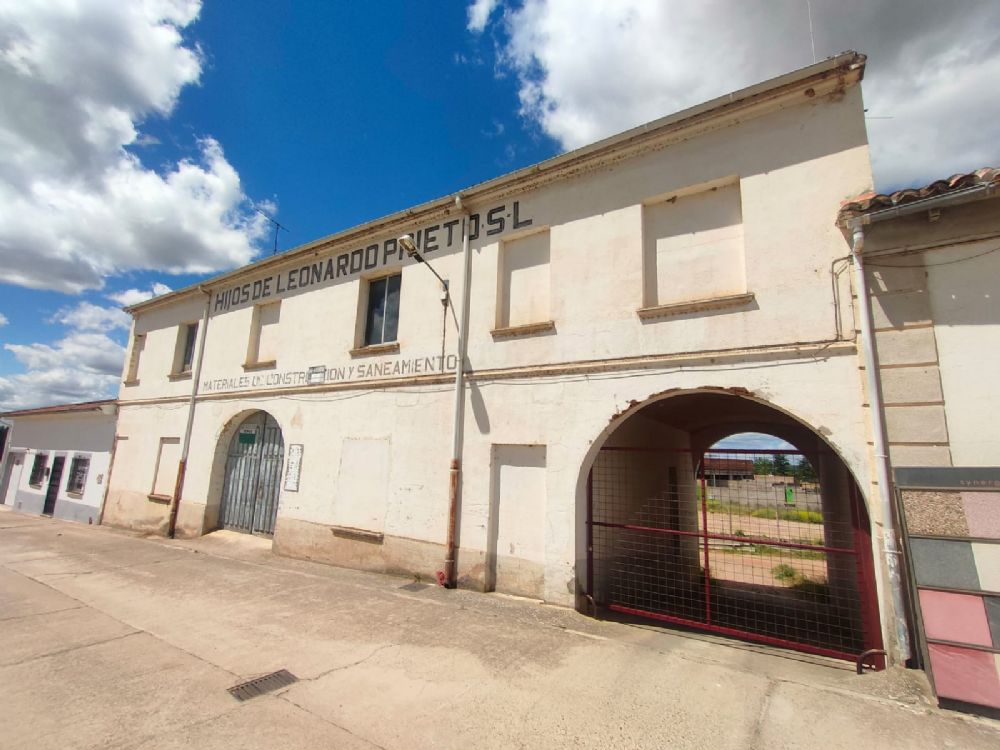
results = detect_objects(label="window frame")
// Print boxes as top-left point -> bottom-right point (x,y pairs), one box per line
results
124,332 -> 145,385
361,272 -> 402,348
66,455 -> 91,496
244,301 -> 280,370
178,322 -> 199,374
28,452 -> 48,487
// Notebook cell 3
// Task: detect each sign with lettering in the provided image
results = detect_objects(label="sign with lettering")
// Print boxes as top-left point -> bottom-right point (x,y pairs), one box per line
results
238,426 -> 258,445
202,354 -> 459,395
213,201 -> 533,314
284,444 -> 303,492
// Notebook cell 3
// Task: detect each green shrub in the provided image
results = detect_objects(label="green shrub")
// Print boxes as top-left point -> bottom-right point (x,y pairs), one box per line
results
771,563 -> 799,581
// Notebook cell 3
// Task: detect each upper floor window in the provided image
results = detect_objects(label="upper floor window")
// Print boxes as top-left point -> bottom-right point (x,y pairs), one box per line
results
124,333 -> 145,384
66,456 -> 90,495
179,322 -> 199,373
29,453 -> 48,487
364,273 -> 401,346
245,301 -> 280,369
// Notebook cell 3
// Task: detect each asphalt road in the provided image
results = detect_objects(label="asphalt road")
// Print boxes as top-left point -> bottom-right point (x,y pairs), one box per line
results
1,506 -> 998,749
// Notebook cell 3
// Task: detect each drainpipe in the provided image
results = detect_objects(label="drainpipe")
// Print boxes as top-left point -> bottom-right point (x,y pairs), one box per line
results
850,225 -> 912,663
167,285 -> 212,539
444,196 -> 472,588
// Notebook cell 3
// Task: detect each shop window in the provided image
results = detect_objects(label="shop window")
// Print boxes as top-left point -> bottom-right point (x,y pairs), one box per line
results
245,301 -> 280,369
124,333 -> 145,384
495,230 -> 552,332
642,180 -> 746,309
151,437 -> 180,499
66,456 -> 90,495
173,322 -> 199,375
363,273 -> 401,347
28,453 -> 48,487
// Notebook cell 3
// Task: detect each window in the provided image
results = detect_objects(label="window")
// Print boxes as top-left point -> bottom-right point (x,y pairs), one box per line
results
245,302 -> 280,368
151,437 -> 180,498
175,322 -> 199,374
125,333 -> 145,383
67,456 -> 90,495
495,230 -> 552,332
642,180 -> 746,308
29,453 -> 48,487
363,273 -> 401,346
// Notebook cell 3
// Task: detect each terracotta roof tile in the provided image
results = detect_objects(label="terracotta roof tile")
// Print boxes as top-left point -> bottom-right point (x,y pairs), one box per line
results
838,167 -> 1000,223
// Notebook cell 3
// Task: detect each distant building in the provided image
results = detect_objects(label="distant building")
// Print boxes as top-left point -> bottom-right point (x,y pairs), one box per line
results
0,400 -> 117,524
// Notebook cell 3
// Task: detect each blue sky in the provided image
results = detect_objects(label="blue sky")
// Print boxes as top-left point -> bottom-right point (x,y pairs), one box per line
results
1,0 -> 998,410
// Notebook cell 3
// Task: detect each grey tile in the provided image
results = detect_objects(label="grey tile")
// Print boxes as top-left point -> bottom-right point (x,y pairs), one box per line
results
910,538 -> 980,591
985,596 -> 1000,649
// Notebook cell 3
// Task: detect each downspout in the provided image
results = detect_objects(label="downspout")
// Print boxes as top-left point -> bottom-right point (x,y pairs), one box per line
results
167,285 -> 212,539
96,429 -> 119,526
850,224 -> 912,663
444,196 -> 472,587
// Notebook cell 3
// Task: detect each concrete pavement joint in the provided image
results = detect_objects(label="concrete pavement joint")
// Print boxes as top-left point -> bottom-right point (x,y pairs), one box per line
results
0,604 -> 85,623
3,630 -> 143,668
277,692 -> 390,750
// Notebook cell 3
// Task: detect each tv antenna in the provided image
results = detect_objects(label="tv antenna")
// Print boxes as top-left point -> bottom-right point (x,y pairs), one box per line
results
806,0 -> 817,63
253,206 -> 290,255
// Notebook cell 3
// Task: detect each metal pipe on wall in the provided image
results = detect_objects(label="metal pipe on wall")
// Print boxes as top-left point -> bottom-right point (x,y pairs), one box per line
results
443,197 -> 472,587
850,225 -> 912,663
167,285 -> 213,539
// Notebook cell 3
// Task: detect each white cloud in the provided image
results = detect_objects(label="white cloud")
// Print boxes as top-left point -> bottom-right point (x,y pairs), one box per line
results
0,331 -> 125,410
0,313 -> 7,327
0,0 -> 269,294
478,0 -> 1000,190
467,0 -> 501,32
51,301 -> 130,332
107,282 -> 172,308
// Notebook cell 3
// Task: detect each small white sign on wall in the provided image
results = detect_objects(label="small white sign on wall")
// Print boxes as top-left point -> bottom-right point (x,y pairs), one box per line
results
284,444 -> 303,492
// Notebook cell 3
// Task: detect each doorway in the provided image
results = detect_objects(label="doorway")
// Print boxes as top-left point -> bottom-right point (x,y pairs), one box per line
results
218,412 -> 284,535
43,456 -> 65,516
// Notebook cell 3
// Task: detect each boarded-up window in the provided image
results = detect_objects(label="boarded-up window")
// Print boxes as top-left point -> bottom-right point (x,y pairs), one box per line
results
247,302 -> 281,365
126,333 -> 145,382
152,437 -> 180,497
498,230 -> 550,328
643,181 -> 746,307
334,438 -> 390,532
487,444 -> 547,597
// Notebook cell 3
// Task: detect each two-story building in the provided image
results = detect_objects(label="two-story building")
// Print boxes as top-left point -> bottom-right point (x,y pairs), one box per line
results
103,52 -> 898,666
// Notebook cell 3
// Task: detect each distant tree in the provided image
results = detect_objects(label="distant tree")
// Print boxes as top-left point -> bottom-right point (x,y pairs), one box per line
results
772,453 -> 792,476
753,457 -> 775,475
795,459 -> 818,483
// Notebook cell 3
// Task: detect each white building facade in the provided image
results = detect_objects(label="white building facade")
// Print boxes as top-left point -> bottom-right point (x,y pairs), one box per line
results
104,53 -> 900,664
0,400 -> 117,525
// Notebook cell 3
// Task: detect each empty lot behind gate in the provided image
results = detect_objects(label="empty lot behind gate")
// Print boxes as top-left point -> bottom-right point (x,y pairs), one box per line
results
2,506 -> 998,750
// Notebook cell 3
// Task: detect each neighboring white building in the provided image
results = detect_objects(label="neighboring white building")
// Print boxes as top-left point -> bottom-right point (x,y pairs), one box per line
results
104,53 -> 901,664
0,400 -> 117,525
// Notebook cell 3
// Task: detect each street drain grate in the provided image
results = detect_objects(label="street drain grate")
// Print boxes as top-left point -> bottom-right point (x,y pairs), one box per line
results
399,581 -> 430,592
227,669 -> 298,701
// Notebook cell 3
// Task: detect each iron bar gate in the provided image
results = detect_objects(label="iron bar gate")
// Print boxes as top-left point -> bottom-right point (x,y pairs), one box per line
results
588,446 -> 882,663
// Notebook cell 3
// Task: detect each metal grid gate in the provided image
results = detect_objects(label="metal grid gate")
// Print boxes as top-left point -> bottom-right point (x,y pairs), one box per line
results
219,412 -> 284,535
588,446 -> 881,662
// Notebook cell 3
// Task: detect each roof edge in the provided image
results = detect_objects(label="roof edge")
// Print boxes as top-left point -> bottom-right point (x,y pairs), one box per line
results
1,398 -> 118,419
130,51 -> 866,315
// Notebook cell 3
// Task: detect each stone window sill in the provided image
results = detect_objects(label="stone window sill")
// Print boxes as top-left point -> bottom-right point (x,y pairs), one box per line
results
168,371 -> 192,382
349,342 -> 400,358
66,491 -> 83,499
331,525 -> 385,544
637,292 -> 756,321
147,493 -> 171,504
122,379 -> 140,387
242,359 -> 277,371
490,320 -> 556,339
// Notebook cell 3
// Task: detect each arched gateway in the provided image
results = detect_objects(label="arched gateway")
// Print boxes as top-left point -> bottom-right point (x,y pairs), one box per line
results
219,412 -> 284,535
584,390 -> 883,664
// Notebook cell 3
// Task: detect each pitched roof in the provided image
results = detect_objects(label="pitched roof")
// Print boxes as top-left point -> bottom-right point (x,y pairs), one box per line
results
838,167 -> 1000,224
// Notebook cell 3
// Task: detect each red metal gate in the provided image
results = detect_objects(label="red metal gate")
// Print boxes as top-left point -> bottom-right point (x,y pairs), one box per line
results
587,446 -> 882,664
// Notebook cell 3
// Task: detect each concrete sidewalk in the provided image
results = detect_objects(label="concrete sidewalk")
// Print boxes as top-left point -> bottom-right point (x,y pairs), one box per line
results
1,506 -> 997,750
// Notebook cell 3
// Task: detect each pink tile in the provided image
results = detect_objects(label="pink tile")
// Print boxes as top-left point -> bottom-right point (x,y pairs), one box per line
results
963,492 -> 1000,539
919,589 -> 993,647
928,644 -> 1000,709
